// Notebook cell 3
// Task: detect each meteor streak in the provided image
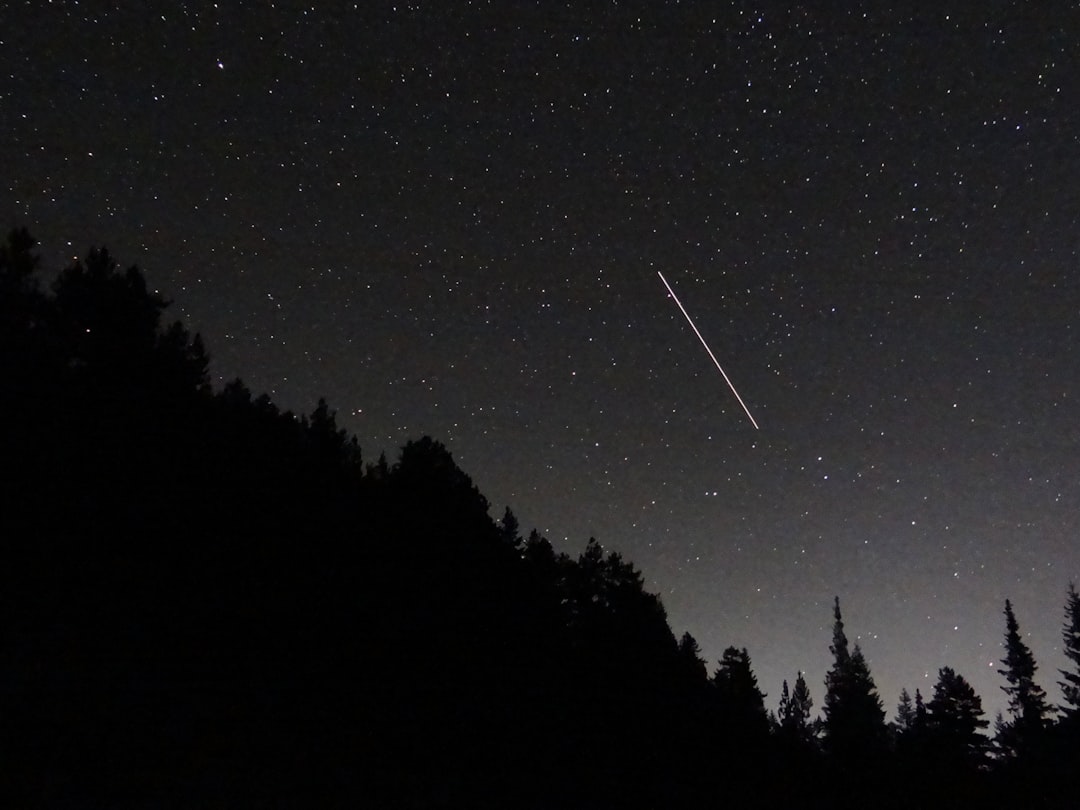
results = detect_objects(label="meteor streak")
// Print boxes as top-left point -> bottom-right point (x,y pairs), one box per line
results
657,271 -> 760,430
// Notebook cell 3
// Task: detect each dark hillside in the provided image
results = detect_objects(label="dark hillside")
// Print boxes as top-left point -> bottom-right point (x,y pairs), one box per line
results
0,231 -> 702,807
4,230 -> 1079,808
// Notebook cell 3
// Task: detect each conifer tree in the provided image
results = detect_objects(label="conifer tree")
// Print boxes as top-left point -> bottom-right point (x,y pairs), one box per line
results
0,226 -> 39,287
822,597 -> 886,759
778,671 -> 815,744
1058,582 -> 1080,717
778,680 -> 792,724
894,687 -> 916,733
367,451 -> 390,480
791,672 -> 814,732
0,227 -> 42,324
712,647 -> 769,740
499,507 -> 522,548
997,599 -> 1051,755
926,666 -> 988,768
914,688 -> 927,729
0,229 -> 46,399
677,631 -> 707,682
894,687 -> 929,760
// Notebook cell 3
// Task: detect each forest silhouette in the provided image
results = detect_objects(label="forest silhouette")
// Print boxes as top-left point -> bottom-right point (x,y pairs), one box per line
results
2,228 -> 1079,808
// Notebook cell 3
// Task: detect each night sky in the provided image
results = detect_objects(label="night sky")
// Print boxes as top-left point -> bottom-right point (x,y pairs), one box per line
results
5,2 -> 1080,721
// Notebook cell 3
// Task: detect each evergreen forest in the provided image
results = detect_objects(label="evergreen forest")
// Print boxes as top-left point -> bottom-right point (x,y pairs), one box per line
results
3,228 -> 1080,808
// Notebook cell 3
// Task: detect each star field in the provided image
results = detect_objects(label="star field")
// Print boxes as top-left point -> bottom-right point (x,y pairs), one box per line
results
4,1 -> 1080,719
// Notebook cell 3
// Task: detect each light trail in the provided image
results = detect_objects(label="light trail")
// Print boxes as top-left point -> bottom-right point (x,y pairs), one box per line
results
657,271 -> 760,430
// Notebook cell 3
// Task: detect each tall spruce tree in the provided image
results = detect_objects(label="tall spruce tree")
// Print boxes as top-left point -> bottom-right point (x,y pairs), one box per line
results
822,597 -> 886,760
996,599 -> 1051,756
1058,582 -> 1080,718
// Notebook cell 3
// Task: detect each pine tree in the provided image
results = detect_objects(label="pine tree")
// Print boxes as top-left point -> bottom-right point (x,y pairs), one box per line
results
778,679 -> 792,725
822,597 -> 886,760
366,451 -> 390,480
0,227 -> 42,325
894,687 -> 916,733
791,672 -> 814,733
925,666 -> 989,768
778,671 -> 815,744
712,646 -> 769,741
0,229 -> 46,399
894,687 -> 930,761
0,226 -> 40,287
828,595 -> 850,668
677,631 -> 707,683
997,599 -> 1051,756
1058,582 -> 1080,717
499,507 -> 522,548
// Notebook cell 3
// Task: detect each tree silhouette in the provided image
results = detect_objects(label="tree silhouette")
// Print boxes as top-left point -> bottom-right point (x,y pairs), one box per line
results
822,597 -> 886,761
0,226 -> 45,364
1058,582 -> 1080,720
677,631 -> 708,683
53,249 -> 163,369
0,226 -> 39,286
894,687 -> 917,734
778,680 -> 792,724
893,686 -> 931,767
44,245 -> 211,405
0,227 -> 43,347
777,671 -> 815,746
366,449 -> 390,480
996,599 -> 1051,757
0,229 -> 48,494
499,506 -> 522,548
925,666 -> 989,769
712,646 -> 769,742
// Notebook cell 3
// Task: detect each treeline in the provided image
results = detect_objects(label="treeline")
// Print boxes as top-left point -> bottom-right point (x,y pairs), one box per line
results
0,229 -> 1077,808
